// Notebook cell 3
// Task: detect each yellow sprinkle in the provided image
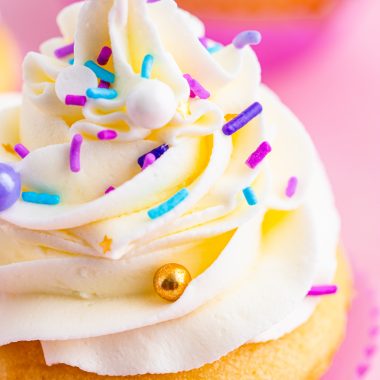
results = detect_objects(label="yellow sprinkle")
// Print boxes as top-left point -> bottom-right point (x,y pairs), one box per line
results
2,143 -> 16,155
100,235 -> 113,254
177,100 -> 191,119
224,114 -> 238,122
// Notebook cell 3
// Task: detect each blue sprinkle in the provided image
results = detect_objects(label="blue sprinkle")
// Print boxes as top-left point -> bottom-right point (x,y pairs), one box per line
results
84,60 -> 115,83
207,44 -> 223,54
68,58 -> 74,65
141,54 -> 154,79
86,88 -> 118,100
242,187 -> 257,206
138,144 -> 169,168
22,192 -> 60,206
148,189 -> 189,220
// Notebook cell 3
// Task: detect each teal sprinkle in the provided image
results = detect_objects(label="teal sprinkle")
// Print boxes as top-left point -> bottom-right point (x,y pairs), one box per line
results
148,189 -> 189,220
86,88 -> 118,100
68,58 -> 74,65
208,44 -> 223,54
141,54 -> 154,79
22,192 -> 60,206
84,60 -> 115,83
242,187 -> 257,206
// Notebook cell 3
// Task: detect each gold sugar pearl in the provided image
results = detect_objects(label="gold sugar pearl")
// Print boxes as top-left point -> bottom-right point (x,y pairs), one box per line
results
153,263 -> 192,302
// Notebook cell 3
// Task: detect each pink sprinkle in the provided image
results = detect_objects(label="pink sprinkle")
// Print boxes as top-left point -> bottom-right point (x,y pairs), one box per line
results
246,141 -> 272,170
142,153 -> 156,170
97,130 -> 118,140
105,186 -> 115,194
14,144 -> 30,159
97,46 -> 112,66
99,80 -> 111,89
356,364 -> 369,377
54,42 -> 74,59
65,95 -> 87,106
286,176 -> 298,198
369,326 -> 380,337
365,345 -> 377,358
70,134 -> 83,173
307,285 -> 338,297
183,74 -> 210,99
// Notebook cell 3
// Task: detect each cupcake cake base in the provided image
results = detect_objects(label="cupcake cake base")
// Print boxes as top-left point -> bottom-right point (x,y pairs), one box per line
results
0,248 -> 351,380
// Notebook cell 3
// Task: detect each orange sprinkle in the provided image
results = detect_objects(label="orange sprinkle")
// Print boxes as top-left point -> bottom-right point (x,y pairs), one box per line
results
2,144 -> 16,155
100,235 -> 113,254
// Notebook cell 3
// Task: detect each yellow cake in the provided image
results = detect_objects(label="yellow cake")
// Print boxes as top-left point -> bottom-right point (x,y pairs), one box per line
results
0,1 -> 349,379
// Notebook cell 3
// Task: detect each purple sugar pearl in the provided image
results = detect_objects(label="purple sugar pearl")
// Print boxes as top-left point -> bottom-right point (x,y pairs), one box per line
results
0,163 -> 21,211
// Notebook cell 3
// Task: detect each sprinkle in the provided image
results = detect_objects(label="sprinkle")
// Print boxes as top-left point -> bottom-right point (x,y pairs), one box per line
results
68,58 -> 74,65
183,74 -> 210,99
233,31 -> 262,49
142,153 -> 156,170
100,235 -> 113,254
86,88 -> 118,100
138,144 -> 169,168
147,0 -> 161,3
2,144 -> 15,155
307,285 -> 338,297
70,134 -> 83,173
14,144 -> 29,159
22,192 -> 60,205
141,54 -> 154,79
148,189 -> 189,220
97,130 -> 118,140
98,80 -> 111,89
65,95 -> 87,106
356,364 -> 369,377
85,60 -> 115,83
105,186 -> 115,194
246,141 -> 272,170
242,187 -> 257,206
199,37 -> 208,48
222,102 -> 262,136
54,42 -> 74,58
285,177 -> 298,198
208,44 -> 223,54
97,46 -> 112,66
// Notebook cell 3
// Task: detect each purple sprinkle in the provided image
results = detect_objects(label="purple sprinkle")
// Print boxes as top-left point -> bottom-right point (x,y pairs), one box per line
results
223,102 -> 263,136
183,74 -> 210,100
138,144 -> 169,168
233,31 -> 262,49
70,134 -> 83,173
199,37 -> 208,48
142,153 -> 156,170
99,80 -> 111,89
147,0 -> 160,2
105,186 -> 115,194
97,130 -> 118,140
14,144 -> 30,159
286,176 -> 298,198
307,285 -> 338,297
54,42 -> 74,59
356,364 -> 369,377
246,141 -> 272,170
97,46 -> 112,66
65,95 -> 87,107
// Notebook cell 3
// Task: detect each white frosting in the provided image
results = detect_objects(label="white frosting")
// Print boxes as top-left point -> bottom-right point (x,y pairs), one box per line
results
0,0 -> 340,376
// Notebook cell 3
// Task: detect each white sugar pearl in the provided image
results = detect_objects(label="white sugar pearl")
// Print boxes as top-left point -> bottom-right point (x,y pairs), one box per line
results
126,80 -> 177,130
55,65 -> 98,103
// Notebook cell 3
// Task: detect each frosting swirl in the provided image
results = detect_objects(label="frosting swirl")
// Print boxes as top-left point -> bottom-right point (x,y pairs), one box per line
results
0,0 -> 339,376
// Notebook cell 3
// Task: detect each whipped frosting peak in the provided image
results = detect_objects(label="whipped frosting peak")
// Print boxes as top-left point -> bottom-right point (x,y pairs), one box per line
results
0,0 -> 339,376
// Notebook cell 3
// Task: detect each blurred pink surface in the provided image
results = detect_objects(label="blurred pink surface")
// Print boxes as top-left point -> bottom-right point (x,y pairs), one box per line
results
1,0 -> 380,378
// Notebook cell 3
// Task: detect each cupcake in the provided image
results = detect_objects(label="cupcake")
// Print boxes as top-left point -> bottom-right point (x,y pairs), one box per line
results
0,1 -> 350,379
0,20 -> 19,91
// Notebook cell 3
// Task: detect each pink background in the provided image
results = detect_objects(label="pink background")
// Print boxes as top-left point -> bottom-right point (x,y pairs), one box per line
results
0,0 -> 379,378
